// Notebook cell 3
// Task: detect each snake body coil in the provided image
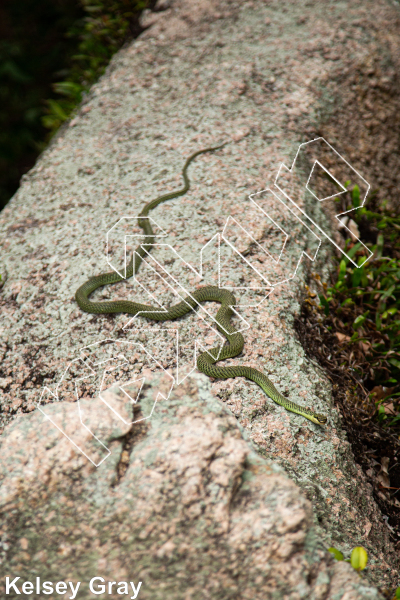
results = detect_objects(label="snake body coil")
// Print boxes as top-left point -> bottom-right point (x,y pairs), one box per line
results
75,146 -> 327,426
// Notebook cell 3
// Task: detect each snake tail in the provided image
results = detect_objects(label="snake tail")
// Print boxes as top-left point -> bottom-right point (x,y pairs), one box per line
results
75,145 -> 327,426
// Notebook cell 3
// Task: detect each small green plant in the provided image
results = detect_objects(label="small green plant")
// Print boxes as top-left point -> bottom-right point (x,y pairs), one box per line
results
395,587 -> 400,599
328,546 -> 368,572
327,547 -> 344,561
350,546 -> 368,572
316,185 -> 400,433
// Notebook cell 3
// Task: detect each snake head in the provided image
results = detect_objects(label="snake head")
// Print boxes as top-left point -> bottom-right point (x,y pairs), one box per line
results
313,413 -> 328,426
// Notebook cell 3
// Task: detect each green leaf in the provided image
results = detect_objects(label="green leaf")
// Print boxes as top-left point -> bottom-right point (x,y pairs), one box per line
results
377,405 -> 387,423
46,99 -> 69,121
350,547 -> 368,571
388,415 -> 400,427
352,185 -> 360,208
328,547 -> 344,561
341,298 -> 355,307
381,284 -> 396,301
358,206 -> 367,218
347,242 -> 362,259
395,587 -> 400,599
338,260 -> 347,281
353,312 -> 369,330
361,272 -> 369,288
53,80 -> 83,101
352,266 -> 363,287
319,295 -> 330,316
376,234 -> 384,259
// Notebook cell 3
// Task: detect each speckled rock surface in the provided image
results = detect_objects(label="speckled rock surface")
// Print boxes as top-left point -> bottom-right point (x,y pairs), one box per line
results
0,0 -> 400,593
0,374 -> 383,599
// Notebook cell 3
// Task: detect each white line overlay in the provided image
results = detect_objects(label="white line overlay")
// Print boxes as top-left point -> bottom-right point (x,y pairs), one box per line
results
37,137 -> 371,465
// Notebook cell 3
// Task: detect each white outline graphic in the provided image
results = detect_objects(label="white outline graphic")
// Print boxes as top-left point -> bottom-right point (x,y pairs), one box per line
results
306,160 -> 347,201
37,339 -> 174,466
274,137 -> 372,267
37,137 -> 372,465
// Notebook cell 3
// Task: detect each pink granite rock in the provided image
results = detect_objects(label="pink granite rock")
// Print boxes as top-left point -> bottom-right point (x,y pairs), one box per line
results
1,0 -> 399,593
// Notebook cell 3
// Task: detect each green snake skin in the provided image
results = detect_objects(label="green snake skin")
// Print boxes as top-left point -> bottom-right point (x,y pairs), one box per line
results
75,145 -> 327,426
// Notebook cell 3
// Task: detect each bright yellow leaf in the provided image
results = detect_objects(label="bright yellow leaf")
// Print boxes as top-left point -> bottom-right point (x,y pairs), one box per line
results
350,547 -> 368,571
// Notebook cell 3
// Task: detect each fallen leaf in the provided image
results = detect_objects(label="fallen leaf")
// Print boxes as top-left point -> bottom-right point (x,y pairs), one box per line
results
370,386 -> 396,402
358,341 -> 371,354
377,471 -> 390,488
377,457 -> 390,488
348,219 -> 360,241
335,332 -> 351,343
381,457 -> 390,474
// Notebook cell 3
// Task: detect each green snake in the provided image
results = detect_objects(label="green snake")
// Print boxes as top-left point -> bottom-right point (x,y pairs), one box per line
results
75,145 -> 327,426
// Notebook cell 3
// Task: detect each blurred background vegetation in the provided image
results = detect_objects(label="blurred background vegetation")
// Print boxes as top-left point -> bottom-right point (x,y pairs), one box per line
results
0,0 -> 153,211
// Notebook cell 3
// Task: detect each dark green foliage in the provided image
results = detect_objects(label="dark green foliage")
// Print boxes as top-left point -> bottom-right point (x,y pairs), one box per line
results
0,0 -> 84,209
295,188 -> 400,553
317,186 -> 400,432
0,0 -> 152,210
42,0 -> 151,133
